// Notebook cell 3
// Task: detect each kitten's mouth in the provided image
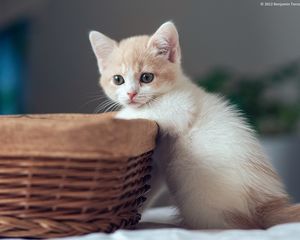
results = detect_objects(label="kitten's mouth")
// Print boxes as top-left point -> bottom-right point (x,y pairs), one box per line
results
126,100 -> 141,107
125,96 -> 157,108
129,101 -> 139,105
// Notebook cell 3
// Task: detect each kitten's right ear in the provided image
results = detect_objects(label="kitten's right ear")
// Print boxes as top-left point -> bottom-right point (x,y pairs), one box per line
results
148,21 -> 181,63
89,31 -> 117,72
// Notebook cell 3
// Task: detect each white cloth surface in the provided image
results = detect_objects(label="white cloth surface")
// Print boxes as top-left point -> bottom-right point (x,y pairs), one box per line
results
6,207 -> 300,240
57,207 -> 300,240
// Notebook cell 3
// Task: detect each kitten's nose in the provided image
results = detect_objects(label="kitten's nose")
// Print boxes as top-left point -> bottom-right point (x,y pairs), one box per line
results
127,91 -> 137,100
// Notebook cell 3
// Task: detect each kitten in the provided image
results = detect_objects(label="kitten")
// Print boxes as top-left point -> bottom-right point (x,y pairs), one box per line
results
89,22 -> 300,229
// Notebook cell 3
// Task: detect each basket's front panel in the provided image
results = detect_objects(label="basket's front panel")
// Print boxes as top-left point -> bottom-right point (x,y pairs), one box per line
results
0,151 -> 153,238
107,151 -> 153,232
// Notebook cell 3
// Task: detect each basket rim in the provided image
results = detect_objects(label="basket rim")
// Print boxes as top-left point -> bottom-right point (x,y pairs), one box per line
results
0,112 -> 158,159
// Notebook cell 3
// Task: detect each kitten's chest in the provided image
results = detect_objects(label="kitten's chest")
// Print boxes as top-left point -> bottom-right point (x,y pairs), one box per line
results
117,92 -> 198,135
151,102 -> 198,135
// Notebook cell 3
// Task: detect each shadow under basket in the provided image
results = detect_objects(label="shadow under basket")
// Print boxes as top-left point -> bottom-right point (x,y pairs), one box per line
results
0,113 -> 158,238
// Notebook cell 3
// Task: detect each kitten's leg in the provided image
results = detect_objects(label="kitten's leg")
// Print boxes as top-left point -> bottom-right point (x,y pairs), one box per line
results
141,133 -> 175,212
164,132 -> 288,229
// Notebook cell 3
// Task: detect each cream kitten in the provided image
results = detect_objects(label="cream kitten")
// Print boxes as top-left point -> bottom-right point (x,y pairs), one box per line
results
89,22 -> 300,229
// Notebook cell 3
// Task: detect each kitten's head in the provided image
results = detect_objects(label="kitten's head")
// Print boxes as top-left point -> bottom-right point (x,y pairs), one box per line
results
89,22 -> 182,108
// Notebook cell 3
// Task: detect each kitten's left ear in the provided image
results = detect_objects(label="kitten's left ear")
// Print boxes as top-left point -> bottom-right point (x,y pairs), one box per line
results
148,21 -> 181,63
89,31 -> 117,72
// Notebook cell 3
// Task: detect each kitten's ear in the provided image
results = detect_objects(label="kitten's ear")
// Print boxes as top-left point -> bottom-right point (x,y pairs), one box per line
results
148,21 -> 181,63
89,31 -> 117,72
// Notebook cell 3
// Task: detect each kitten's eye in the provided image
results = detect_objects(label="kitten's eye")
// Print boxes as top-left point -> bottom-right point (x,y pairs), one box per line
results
140,73 -> 154,83
113,75 -> 125,85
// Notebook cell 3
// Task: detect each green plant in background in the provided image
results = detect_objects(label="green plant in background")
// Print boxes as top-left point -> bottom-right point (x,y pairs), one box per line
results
196,61 -> 300,135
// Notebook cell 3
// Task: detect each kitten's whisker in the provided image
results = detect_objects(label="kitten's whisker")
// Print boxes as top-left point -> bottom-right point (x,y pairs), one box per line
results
97,99 -> 120,113
94,100 -> 114,113
95,100 -> 112,109
104,103 -> 114,113
105,102 -> 119,113
109,103 -> 121,112
78,93 -> 109,111
136,94 -> 153,98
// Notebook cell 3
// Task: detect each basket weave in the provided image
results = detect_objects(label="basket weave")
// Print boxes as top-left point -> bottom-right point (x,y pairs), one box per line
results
0,113 -> 158,238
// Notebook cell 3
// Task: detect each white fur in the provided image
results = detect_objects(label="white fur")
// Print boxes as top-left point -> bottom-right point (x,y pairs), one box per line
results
116,76 -> 286,229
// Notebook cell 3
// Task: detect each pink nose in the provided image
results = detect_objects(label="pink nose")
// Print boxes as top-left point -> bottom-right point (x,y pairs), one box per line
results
127,91 -> 137,100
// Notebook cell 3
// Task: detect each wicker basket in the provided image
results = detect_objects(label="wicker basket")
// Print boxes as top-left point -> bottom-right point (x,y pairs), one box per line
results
0,113 -> 158,238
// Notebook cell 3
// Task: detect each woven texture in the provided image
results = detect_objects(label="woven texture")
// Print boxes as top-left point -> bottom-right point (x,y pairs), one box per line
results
0,113 -> 158,238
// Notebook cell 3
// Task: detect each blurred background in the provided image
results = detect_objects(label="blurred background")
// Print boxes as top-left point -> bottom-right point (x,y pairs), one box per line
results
0,0 -> 299,200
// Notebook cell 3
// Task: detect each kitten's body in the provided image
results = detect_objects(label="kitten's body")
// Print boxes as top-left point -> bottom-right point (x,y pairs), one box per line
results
89,22 -> 300,229
116,74 -> 287,228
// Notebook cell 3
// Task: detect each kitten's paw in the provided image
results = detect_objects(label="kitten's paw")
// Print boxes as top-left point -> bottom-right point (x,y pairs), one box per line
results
114,110 -> 136,120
